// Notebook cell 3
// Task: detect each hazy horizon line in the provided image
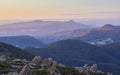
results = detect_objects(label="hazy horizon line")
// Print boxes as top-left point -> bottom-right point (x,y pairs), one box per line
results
0,18 -> 120,26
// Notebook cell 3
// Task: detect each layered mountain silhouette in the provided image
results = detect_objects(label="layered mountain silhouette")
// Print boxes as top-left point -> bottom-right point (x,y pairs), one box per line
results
45,24 -> 120,45
0,42 -> 34,60
0,21 -> 120,45
25,39 -> 120,75
0,35 -> 45,48
41,29 -> 91,43
39,24 -> 120,44
78,24 -> 120,42
0,20 -> 89,37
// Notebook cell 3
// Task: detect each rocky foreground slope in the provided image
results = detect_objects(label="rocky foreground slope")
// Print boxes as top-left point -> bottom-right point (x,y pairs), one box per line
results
0,55 -> 112,75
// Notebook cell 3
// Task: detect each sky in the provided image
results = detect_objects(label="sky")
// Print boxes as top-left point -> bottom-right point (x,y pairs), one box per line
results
0,0 -> 120,25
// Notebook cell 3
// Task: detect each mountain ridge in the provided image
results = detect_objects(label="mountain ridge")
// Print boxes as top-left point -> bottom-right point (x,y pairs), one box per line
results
0,35 -> 45,48
0,20 -> 90,37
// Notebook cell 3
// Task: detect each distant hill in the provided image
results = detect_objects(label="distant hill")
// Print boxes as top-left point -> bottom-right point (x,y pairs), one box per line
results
39,28 -> 91,43
75,24 -> 120,45
40,24 -> 120,44
96,24 -> 114,31
25,39 -> 120,74
43,24 -> 120,45
0,42 -> 34,60
0,20 -> 89,37
0,35 -> 45,48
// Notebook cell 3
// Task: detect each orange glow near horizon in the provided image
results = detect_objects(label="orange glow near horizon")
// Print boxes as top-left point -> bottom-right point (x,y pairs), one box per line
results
0,0 -> 120,20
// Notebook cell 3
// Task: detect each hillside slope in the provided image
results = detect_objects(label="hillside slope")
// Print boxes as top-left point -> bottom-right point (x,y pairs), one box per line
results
0,42 -> 34,60
100,42 -> 120,59
25,39 -> 120,74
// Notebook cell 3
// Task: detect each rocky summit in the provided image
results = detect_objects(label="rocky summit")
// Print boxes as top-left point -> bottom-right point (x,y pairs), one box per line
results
0,55 -> 112,75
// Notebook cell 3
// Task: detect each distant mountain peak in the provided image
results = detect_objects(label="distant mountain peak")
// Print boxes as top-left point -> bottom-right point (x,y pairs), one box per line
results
30,20 -> 44,23
97,24 -> 114,31
68,20 -> 76,22
103,24 -> 114,28
67,20 -> 77,23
